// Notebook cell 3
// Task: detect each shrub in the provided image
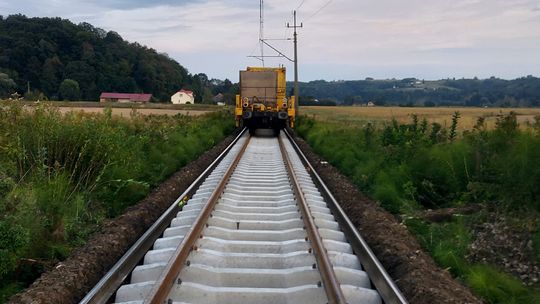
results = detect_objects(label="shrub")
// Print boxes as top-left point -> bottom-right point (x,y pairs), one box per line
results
58,79 -> 80,101
466,265 -> 540,304
298,113 -> 540,303
0,102 -> 234,297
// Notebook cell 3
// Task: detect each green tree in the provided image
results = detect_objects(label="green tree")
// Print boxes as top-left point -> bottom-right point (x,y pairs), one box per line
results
59,79 -> 80,101
0,73 -> 16,98
41,56 -> 63,98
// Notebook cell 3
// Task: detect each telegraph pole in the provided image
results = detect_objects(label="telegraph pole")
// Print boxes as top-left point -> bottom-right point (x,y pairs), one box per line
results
287,11 -> 302,112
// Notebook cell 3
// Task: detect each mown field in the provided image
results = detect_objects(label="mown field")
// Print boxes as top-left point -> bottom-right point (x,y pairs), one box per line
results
301,106 -> 540,130
16,101 -> 221,117
0,102 -> 234,301
57,107 -> 212,117
296,107 -> 540,304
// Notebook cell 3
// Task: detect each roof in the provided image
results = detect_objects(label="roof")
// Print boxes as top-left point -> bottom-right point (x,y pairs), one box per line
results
178,89 -> 194,95
100,92 -> 152,102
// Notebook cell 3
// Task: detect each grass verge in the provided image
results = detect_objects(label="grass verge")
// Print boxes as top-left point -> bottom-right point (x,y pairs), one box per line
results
0,102 -> 234,301
296,113 -> 540,303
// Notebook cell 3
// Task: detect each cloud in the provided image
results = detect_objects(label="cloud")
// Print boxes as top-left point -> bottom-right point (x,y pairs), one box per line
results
1,0 -> 539,80
85,0 -> 197,9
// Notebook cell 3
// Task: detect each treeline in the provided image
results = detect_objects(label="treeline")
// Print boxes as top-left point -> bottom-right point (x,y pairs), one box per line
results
0,15 -> 237,102
293,76 -> 540,107
298,95 -> 336,106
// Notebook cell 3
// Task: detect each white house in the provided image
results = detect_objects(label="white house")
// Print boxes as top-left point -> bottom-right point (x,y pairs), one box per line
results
171,89 -> 194,104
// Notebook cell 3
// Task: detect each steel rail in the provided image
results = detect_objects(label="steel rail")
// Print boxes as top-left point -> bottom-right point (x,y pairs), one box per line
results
283,129 -> 408,304
277,136 -> 347,304
143,135 -> 252,304
79,128 -> 247,304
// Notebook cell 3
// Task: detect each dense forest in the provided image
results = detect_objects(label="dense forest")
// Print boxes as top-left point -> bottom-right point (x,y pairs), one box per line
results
0,15 -> 237,102
293,76 -> 540,107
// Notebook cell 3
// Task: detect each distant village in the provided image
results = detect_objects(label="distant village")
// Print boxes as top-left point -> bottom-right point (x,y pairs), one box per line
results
97,89 -> 229,106
99,89 -> 195,104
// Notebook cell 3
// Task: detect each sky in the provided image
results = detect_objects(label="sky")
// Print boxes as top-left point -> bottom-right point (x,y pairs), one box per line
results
1,0 -> 540,82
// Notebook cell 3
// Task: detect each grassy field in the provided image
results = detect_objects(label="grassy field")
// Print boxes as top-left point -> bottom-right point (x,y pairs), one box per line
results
2,101 -> 224,118
19,101 -> 221,110
56,107 -> 213,117
301,106 -> 540,129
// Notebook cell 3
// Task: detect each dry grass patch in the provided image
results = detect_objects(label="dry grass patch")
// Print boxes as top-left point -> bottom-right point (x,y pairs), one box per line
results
57,107 -> 213,117
301,106 -> 540,130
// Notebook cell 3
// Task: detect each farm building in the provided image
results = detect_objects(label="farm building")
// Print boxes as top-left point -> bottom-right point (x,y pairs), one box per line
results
212,93 -> 224,104
100,93 -> 152,103
171,89 -> 194,104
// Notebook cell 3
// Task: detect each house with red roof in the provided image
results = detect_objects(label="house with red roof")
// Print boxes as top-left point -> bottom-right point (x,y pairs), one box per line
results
171,89 -> 194,104
99,92 -> 152,103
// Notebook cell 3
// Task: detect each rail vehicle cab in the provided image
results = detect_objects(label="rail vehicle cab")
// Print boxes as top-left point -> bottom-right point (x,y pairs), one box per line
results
235,66 -> 296,135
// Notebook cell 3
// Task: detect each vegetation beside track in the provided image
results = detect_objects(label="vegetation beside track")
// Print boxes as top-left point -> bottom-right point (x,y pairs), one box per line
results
296,112 -> 540,304
0,102 -> 234,301
301,106 -> 540,130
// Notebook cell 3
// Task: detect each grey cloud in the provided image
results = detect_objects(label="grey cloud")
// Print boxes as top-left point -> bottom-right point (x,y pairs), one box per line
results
90,0 -> 257,10
80,0 -> 198,9
2,0 -> 539,80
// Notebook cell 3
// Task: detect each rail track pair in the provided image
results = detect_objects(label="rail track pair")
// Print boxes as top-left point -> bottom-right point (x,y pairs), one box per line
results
81,129 -> 407,304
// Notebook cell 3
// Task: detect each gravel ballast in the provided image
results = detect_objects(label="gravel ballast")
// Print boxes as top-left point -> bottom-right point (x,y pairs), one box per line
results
9,134 -> 237,304
10,130 -> 482,304
290,132 -> 482,304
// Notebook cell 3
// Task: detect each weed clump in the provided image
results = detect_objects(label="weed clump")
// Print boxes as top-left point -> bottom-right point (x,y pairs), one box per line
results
296,112 -> 540,303
0,102 -> 234,300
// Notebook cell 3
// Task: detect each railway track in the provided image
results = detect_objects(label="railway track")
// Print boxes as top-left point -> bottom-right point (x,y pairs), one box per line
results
81,129 -> 407,304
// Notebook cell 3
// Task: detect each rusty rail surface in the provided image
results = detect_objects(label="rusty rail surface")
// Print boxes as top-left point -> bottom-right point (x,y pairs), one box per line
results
79,129 -> 247,304
277,136 -> 348,304
143,136 -> 251,304
283,129 -> 408,304
84,129 -> 407,304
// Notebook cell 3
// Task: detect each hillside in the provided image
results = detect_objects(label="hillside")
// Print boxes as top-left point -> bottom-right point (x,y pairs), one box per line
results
0,15 -> 194,101
292,77 -> 540,107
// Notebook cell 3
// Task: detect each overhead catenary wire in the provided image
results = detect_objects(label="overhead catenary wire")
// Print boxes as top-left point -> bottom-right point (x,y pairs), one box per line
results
248,41 -> 263,61
296,0 -> 307,11
259,0 -> 265,66
303,0 -> 334,23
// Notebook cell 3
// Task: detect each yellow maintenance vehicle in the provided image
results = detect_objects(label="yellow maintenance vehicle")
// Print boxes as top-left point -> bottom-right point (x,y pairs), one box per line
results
235,67 -> 295,135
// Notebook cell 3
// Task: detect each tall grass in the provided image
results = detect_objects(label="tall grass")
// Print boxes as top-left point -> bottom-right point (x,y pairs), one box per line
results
0,102 -> 234,301
296,113 -> 540,303
297,113 -> 540,213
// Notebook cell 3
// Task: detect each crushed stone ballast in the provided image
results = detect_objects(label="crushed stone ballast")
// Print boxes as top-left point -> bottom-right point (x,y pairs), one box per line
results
82,129 -> 406,304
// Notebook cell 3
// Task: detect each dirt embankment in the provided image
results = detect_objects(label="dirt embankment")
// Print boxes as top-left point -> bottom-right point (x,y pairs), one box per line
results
290,132 -> 482,304
9,133 -> 238,304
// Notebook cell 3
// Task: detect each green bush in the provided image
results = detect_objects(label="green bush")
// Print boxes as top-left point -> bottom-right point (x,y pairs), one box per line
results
0,220 -> 29,279
0,102 -> 234,298
298,113 -> 540,303
466,265 -> 540,304
298,114 -> 540,213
